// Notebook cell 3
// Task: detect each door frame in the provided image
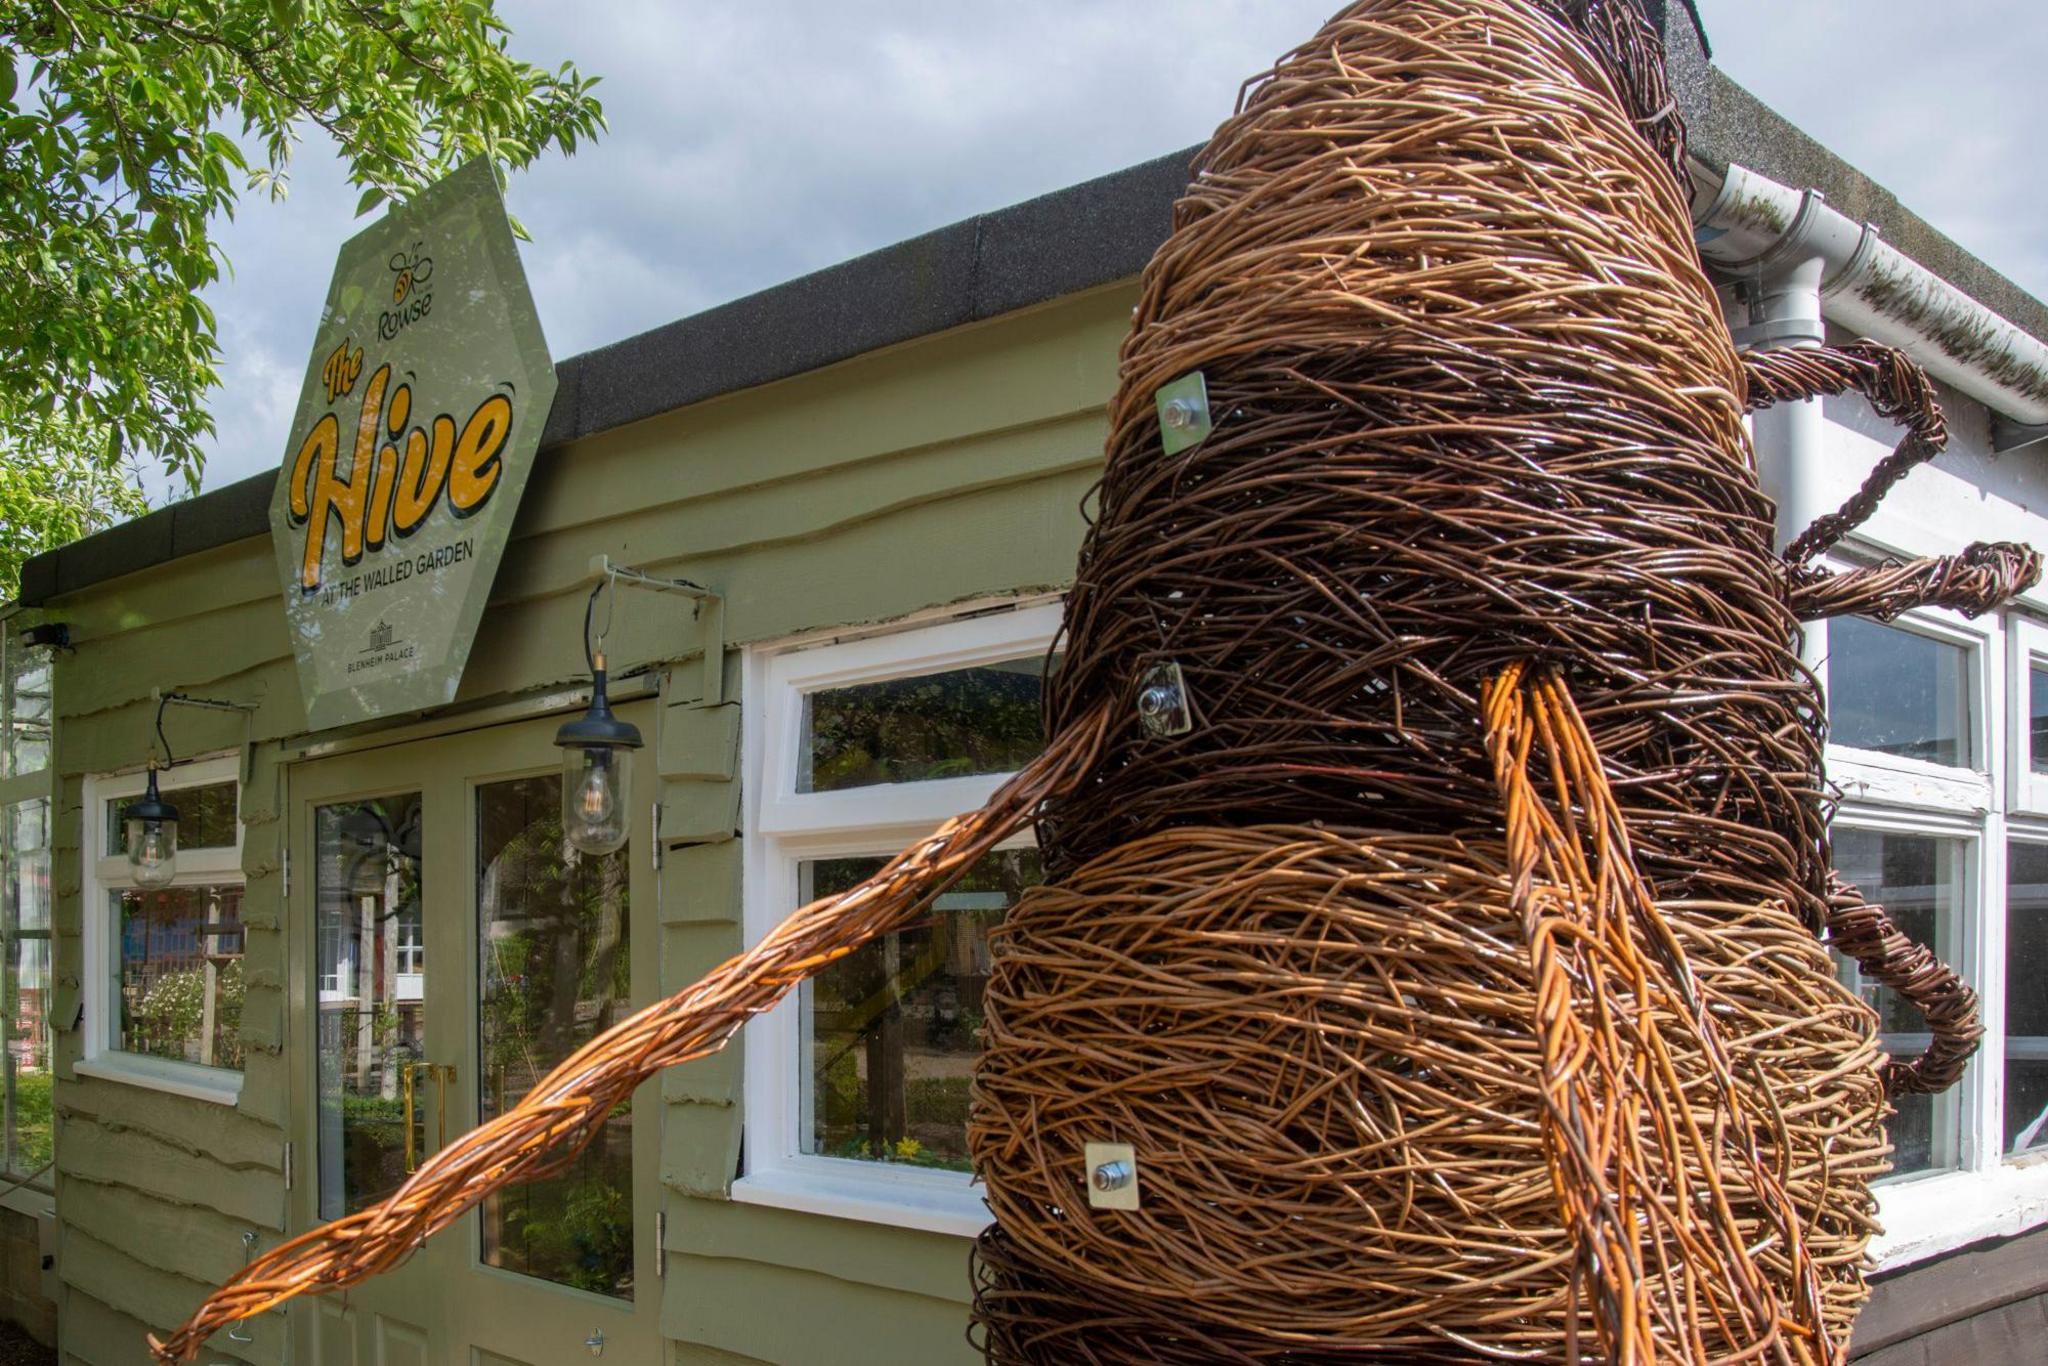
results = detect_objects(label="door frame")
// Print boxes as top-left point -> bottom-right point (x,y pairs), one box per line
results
284,701 -> 664,1363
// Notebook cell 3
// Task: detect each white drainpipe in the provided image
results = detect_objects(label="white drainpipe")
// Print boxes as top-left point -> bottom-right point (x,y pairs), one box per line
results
1693,162 -> 2048,433
1729,252 -> 1829,556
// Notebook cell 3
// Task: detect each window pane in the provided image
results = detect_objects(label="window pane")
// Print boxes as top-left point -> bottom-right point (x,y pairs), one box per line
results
107,780 -> 238,855
800,654 -> 1055,793
478,775 -> 633,1299
800,847 -> 1042,1170
2007,841 -> 2048,1156
3,800 -> 50,1176
116,884 -> 244,1069
1826,618 -> 1970,766
1833,829 -> 1963,1177
2033,667 -> 2048,774
314,795 -> 424,1219
2,628 -> 49,780
10,803 -> 47,936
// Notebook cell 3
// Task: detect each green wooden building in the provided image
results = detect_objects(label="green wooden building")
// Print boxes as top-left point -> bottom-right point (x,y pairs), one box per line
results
6,10 -> 2048,1361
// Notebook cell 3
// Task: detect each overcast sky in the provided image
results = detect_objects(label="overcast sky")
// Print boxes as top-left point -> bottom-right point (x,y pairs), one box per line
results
167,0 -> 2048,499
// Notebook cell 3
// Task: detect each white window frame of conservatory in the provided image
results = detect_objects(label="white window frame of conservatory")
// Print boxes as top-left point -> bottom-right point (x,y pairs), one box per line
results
736,599 -> 1062,1238
78,754 -> 245,1106
1814,591 -> 2048,1268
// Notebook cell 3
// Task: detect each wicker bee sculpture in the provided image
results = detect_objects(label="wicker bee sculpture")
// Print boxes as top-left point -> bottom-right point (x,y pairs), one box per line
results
155,1 -> 2040,1362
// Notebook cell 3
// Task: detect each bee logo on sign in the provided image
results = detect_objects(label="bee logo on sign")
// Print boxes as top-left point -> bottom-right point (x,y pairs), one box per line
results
269,161 -> 557,730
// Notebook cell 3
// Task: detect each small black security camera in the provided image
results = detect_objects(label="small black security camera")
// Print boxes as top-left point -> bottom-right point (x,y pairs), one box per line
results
19,622 -> 70,650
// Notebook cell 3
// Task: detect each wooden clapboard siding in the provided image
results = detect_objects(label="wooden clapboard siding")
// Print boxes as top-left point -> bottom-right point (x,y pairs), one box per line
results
43,282 -> 1125,1364
660,1255 -> 976,1366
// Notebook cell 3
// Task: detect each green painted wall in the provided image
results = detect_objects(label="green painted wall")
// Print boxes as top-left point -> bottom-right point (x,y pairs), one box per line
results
43,280 -> 1130,1364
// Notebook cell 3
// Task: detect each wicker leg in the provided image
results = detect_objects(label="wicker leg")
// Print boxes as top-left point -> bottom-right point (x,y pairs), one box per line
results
1741,342 -> 1947,445
1741,342 -> 1955,566
1823,874 -> 1984,1098
147,705 -> 1111,1362
1787,542 -> 2043,622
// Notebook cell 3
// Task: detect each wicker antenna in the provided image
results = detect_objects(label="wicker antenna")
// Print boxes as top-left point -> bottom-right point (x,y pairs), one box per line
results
154,0 -> 2038,1362
144,705 -> 1110,1362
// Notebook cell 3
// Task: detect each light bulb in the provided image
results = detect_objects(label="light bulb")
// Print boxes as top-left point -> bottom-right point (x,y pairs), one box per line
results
561,746 -> 630,856
129,817 -> 177,889
579,759 -> 615,824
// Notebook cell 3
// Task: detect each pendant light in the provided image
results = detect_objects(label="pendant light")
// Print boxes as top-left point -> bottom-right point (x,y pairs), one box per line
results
555,578 -> 642,856
122,690 -> 256,888
123,764 -> 180,889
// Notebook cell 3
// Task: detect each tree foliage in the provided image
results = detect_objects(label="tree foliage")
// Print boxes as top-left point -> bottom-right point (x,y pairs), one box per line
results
0,417 -> 149,591
0,0 -> 605,592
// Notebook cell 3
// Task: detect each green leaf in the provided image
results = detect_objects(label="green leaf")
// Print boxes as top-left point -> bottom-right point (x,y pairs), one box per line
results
0,0 -> 605,595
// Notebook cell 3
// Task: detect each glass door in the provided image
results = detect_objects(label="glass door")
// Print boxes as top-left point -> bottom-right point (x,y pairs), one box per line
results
314,791 -> 428,1222
291,707 -> 661,1364
293,762 -> 454,1364
473,771 -> 637,1298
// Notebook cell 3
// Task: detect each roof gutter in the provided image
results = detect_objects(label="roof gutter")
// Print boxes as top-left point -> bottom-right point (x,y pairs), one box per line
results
1692,162 -> 2048,441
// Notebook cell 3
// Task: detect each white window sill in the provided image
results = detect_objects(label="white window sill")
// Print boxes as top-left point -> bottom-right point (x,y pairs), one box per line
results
731,1162 -> 992,1239
1869,1156 -> 2048,1270
75,1053 -> 243,1107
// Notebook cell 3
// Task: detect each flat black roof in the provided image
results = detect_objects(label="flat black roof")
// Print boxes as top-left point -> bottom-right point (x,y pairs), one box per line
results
21,6 -> 2046,605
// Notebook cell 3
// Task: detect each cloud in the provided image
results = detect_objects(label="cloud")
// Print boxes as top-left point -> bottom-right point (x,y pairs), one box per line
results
1698,0 -> 2048,303
183,0 -> 2048,494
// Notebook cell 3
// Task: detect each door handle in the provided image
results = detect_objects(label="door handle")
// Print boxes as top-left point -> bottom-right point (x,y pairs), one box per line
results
403,1063 -> 427,1173
402,1063 -> 455,1173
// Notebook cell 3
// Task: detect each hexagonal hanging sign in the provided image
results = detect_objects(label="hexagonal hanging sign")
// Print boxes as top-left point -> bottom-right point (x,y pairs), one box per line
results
268,160 -> 557,730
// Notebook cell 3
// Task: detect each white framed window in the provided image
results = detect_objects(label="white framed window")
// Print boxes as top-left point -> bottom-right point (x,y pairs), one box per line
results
1810,586 -> 2048,1266
80,754 -> 246,1105
737,599 -> 1061,1236
1819,605 -> 1991,811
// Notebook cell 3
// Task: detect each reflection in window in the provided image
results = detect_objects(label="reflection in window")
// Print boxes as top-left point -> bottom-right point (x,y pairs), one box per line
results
800,654 -> 1056,793
2,801 -> 50,1175
2,638 -> 48,780
1833,829 -> 1963,1178
314,795 -> 424,1219
478,775 -> 633,1298
1826,618 -> 1970,766
116,884 -> 244,1069
800,848 -> 1042,1171
2033,667 -> 2048,775
2007,842 -> 2048,1155
0,625 -> 52,1179
106,780 -> 239,855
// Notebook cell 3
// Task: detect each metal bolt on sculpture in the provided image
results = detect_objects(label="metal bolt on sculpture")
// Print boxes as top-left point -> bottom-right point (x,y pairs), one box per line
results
152,1 -> 2041,1362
